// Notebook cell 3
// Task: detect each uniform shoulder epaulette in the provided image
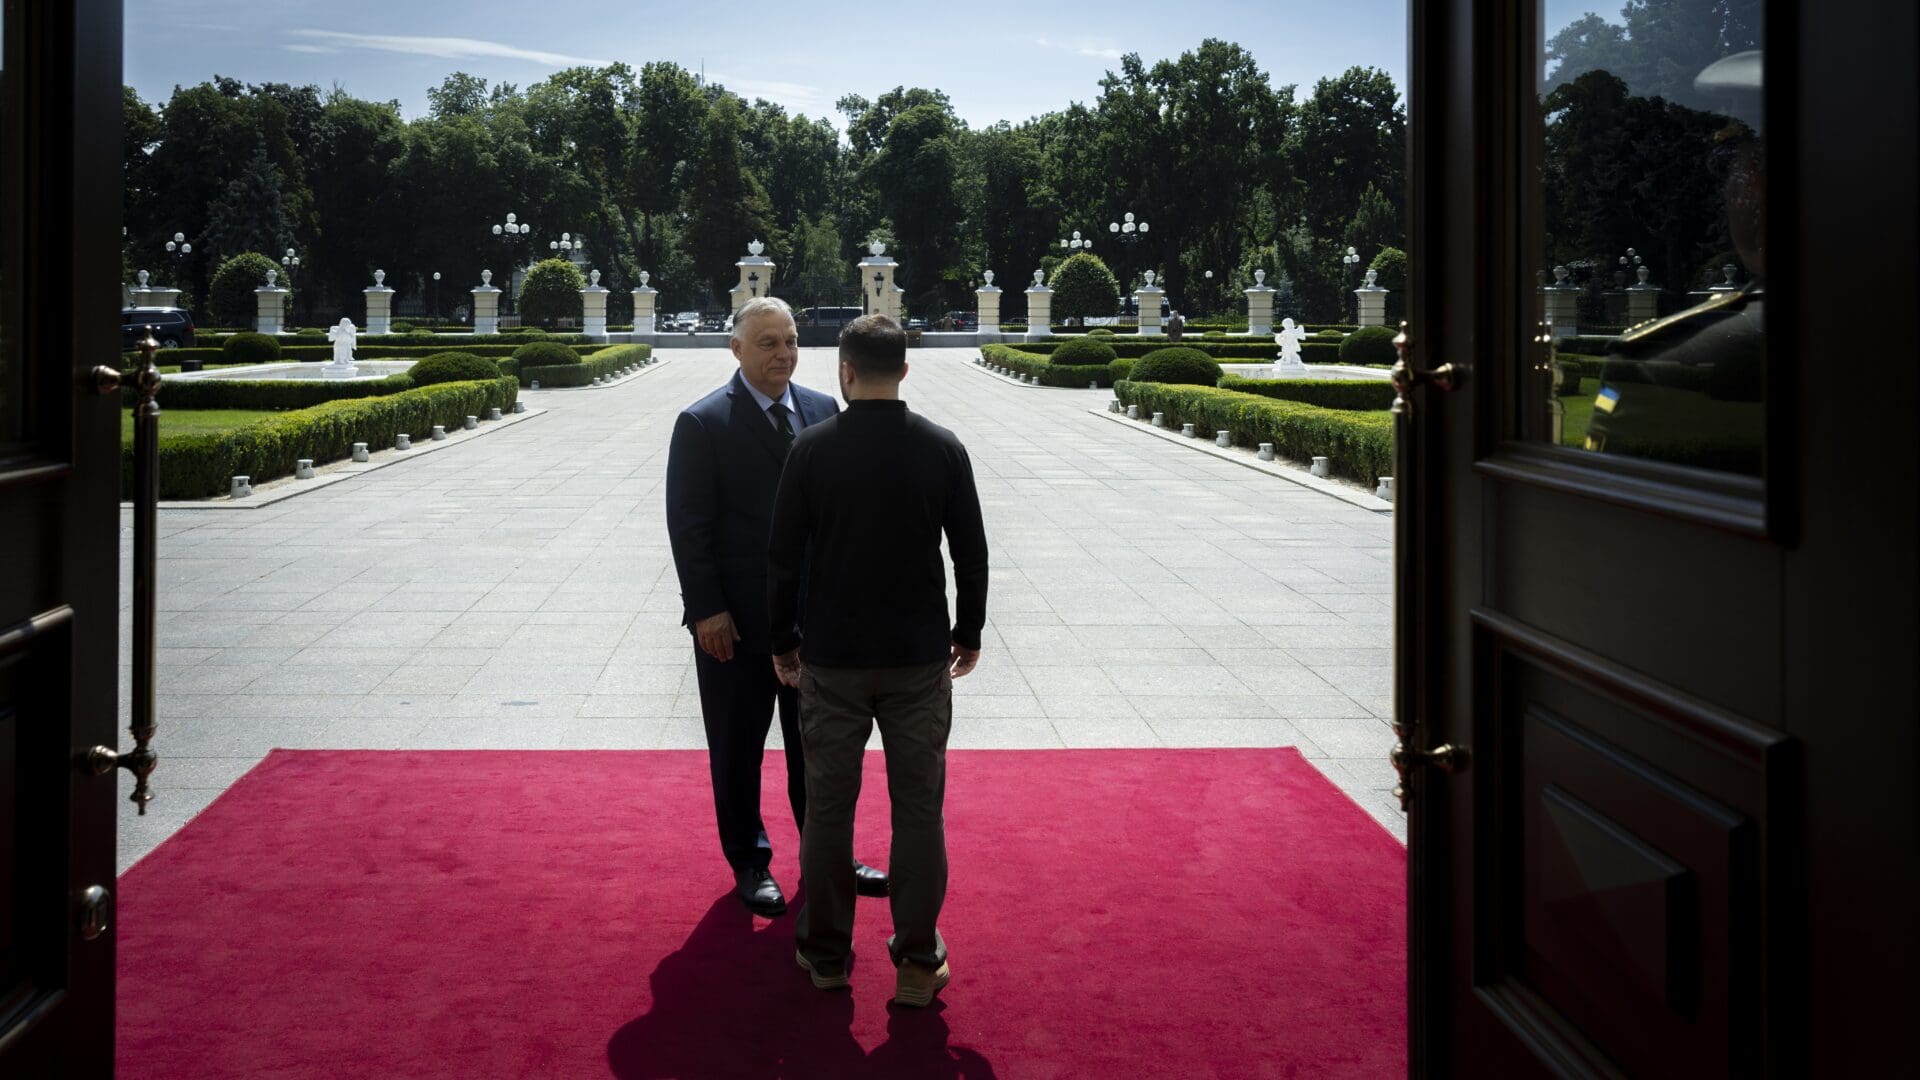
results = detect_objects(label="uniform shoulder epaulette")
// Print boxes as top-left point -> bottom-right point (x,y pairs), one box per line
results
1613,282 -> 1759,351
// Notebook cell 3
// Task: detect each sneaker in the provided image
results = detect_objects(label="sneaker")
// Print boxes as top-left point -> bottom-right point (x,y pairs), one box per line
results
795,950 -> 849,990
892,960 -> 951,1007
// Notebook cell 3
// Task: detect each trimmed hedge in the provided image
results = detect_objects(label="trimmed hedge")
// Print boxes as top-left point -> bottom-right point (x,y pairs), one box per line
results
1129,347 -> 1223,386
520,343 -> 652,387
137,342 -> 598,367
980,344 -> 1115,388
223,332 -> 280,365
1115,380 -> 1394,483
144,373 -> 416,411
1340,326 -> 1399,366
1217,375 -> 1397,411
1000,337 -> 1339,362
1049,337 -> 1118,366
198,331 -> 594,349
512,341 -> 583,370
408,352 -> 502,386
129,376 -> 520,499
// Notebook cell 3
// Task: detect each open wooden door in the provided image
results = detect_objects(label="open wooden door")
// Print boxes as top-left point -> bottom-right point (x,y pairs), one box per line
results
0,1 -> 127,1074
1401,0 -> 1917,1073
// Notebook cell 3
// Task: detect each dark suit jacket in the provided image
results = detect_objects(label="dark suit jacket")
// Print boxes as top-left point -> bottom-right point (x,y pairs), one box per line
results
666,370 -> 839,655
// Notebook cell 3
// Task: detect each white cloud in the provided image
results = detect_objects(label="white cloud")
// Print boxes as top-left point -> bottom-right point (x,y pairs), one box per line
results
283,44 -> 338,55
287,30 -> 610,68
706,73 -> 832,116
1033,37 -> 1123,61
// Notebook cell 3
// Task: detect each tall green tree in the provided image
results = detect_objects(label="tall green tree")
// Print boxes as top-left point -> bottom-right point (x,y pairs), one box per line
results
866,101 -> 966,311
683,95 -> 771,301
202,144 -> 292,265
629,62 -> 706,277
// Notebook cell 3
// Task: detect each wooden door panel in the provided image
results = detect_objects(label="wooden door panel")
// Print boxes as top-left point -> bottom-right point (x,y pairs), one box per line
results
1486,482 -> 1780,724
0,608 -> 74,1043
1464,613 -> 1794,1077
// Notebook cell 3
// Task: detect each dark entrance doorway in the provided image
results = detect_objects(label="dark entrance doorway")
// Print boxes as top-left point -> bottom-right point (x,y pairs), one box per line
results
1401,0 -> 1915,1073
0,0 -> 128,1073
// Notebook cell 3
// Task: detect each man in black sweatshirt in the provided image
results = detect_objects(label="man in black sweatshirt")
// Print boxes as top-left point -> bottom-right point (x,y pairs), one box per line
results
768,314 -> 988,1007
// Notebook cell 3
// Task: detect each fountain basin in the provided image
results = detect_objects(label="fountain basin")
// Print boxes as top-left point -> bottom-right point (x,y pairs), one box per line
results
167,361 -> 417,382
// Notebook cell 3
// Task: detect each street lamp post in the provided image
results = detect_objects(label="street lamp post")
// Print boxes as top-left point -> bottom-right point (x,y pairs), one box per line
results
163,232 -> 192,285
1203,269 -> 1214,318
549,232 -> 581,259
872,271 -> 885,316
1108,211 -> 1149,295
431,271 -> 441,324
1058,230 -> 1093,252
748,271 -> 760,298
493,213 -> 531,315
280,246 -> 300,322
1342,246 -> 1362,323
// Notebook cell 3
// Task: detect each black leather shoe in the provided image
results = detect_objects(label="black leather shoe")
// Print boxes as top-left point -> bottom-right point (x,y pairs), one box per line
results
735,867 -> 787,916
853,860 -> 890,898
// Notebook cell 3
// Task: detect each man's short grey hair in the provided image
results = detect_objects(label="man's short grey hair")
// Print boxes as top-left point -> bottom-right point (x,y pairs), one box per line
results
730,296 -> 795,341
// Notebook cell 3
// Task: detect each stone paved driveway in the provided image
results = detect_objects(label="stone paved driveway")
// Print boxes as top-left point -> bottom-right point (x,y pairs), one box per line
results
117,346 -> 1400,870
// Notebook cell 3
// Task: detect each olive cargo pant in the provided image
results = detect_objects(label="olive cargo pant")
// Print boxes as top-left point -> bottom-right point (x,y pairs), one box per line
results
794,659 -> 952,972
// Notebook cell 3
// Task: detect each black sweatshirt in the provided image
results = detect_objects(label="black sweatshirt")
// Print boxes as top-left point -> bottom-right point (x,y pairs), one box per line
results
768,399 -> 989,666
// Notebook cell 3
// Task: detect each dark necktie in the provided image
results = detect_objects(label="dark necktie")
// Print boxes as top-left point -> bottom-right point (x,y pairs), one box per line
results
768,402 -> 795,445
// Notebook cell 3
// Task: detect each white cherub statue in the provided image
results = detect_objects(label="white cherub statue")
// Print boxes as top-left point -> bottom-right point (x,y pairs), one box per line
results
327,317 -> 358,367
1274,317 -> 1307,369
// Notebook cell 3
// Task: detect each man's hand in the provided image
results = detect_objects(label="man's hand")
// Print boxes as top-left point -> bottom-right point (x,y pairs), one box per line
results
948,642 -> 981,679
773,649 -> 803,688
694,612 -> 741,662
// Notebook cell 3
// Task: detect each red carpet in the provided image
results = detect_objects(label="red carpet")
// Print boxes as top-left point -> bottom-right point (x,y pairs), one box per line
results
118,749 -> 1405,1078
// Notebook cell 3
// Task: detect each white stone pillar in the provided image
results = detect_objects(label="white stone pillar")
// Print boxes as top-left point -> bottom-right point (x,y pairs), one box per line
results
857,241 -> 903,323
1626,267 -> 1659,327
129,269 -> 181,309
1355,268 -> 1389,328
731,239 -> 776,318
631,271 -> 658,335
472,269 -> 502,336
254,269 -> 288,334
976,271 -> 1002,339
1244,269 -> 1276,336
580,269 -> 609,340
1540,265 -> 1579,339
1135,271 -> 1165,336
364,269 -> 395,335
1024,270 -> 1053,342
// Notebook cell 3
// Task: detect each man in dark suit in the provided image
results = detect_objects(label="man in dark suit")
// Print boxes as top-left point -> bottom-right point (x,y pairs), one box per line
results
769,314 -> 989,1007
665,296 -> 888,916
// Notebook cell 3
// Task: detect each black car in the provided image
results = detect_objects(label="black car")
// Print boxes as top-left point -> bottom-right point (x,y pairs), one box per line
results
121,307 -> 196,349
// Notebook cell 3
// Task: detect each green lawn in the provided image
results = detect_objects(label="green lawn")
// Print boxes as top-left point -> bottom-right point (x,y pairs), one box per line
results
122,408 -> 278,443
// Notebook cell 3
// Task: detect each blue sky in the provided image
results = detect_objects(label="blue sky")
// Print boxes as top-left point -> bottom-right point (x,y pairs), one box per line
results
126,0 -> 1429,128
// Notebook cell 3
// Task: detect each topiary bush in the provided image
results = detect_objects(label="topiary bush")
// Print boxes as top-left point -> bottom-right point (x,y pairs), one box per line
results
390,320 -> 415,333
1048,253 -> 1122,325
511,341 -> 581,370
1369,246 -> 1407,324
515,326 -> 548,338
516,260 -> 586,328
207,252 -> 289,327
406,351 -> 502,387
1087,327 -> 1115,338
1129,347 -> 1222,386
295,327 -> 324,337
1339,325 -> 1398,366
221,332 -> 281,365
1049,337 -> 1119,366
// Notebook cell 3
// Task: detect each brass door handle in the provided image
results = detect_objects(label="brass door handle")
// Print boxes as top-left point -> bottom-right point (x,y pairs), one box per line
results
1390,739 -> 1470,810
92,333 -> 162,813
1388,323 -> 1465,418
